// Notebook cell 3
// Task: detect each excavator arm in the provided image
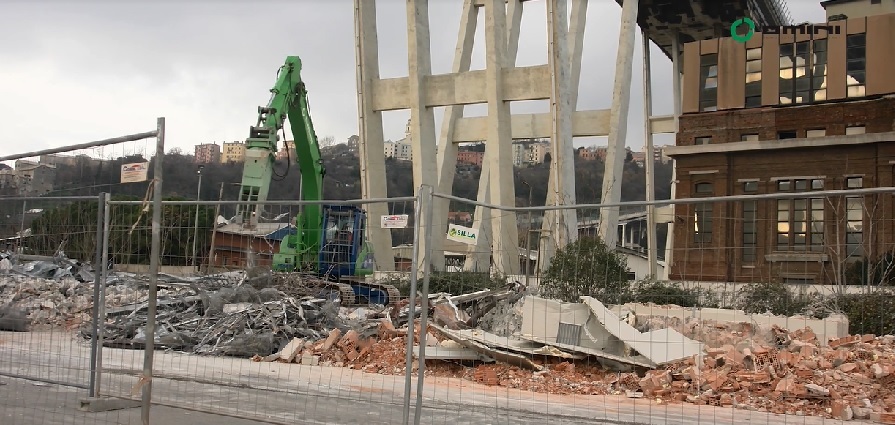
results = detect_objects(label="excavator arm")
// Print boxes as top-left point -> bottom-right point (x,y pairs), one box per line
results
235,56 -> 325,267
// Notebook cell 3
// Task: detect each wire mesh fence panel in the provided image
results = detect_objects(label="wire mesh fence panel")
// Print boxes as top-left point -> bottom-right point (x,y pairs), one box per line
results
0,196 -> 143,425
403,189 -> 895,425
93,198 -> 419,424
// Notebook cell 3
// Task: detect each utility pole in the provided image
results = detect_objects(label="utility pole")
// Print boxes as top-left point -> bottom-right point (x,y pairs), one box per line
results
191,164 -> 204,271
205,181 -> 225,273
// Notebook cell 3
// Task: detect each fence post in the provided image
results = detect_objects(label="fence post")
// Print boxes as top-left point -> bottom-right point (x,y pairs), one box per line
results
141,117 -> 165,425
402,187 -> 425,425
95,192 -> 112,395
88,192 -> 106,398
413,185 -> 435,425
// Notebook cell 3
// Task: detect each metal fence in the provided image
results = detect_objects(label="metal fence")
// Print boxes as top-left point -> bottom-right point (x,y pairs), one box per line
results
4,175 -> 895,424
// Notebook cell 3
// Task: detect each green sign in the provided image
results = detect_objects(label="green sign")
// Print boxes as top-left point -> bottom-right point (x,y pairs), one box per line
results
730,17 -> 756,43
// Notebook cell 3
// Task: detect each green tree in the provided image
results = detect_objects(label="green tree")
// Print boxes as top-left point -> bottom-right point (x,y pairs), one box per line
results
540,235 -> 631,304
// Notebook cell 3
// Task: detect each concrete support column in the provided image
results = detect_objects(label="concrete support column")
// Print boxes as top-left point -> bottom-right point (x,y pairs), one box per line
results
482,0 -> 520,275
464,0 -> 523,272
597,0 -> 639,249
538,0 -> 586,272
433,0 -> 477,272
405,0 -> 440,272
664,30 -> 682,278
354,0 -> 395,271
642,29 -> 658,280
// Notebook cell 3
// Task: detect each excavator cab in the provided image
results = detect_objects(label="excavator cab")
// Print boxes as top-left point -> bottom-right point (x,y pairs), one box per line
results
318,205 -> 366,278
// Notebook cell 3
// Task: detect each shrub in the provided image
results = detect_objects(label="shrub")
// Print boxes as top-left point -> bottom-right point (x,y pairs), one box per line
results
539,236 -> 630,304
735,281 -> 821,317
631,280 -> 718,308
830,290 -> 895,336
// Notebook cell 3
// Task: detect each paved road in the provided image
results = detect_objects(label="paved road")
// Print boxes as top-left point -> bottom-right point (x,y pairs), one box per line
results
0,331 -> 868,425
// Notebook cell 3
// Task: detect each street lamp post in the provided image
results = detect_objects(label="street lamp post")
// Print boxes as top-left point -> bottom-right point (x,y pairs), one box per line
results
191,164 -> 204,271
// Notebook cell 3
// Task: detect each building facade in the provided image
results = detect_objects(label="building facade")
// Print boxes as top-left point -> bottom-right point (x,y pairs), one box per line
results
221,142 -> 246,163
665,8 -> 895,285
195,143 -> 221,164
457,150 -> 484,166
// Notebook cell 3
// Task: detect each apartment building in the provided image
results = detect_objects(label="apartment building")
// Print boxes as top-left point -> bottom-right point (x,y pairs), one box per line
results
221,142 -> 246,163
457,150 -> 484,166
195,143 -> 221,164
664,4 -> 895,285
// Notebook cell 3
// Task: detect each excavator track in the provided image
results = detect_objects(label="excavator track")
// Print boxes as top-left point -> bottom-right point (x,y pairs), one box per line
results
331,277 -> 402,306
272,272 -> 356,305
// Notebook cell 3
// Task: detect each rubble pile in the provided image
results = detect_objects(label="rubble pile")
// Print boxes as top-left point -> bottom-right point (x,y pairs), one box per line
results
0,265 -> 204,330
7,261 -> 895,422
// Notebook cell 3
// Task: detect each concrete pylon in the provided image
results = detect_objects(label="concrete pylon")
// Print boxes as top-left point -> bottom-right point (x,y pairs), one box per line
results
597,0 -> 639,249
538,0 -> 587,272
405,0 -> 440,273
353,0 -> 394,271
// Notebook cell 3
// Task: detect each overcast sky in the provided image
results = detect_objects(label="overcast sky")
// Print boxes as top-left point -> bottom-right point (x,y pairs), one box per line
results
0,0 -> 826,165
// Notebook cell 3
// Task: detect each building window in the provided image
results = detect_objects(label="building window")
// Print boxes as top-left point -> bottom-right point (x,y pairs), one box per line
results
742,182 -> 758,262
741,133 -> 759,142
693,182 -> 713,244
847,34 -> 866,98
745,47 -> 762,108
695,136 -> 711,145
812,39 -> 828,102
806,129 -> 826,138
780,39 -> 828,105
778,131 -> 797,139
699,54 -> 718,112
845,177 -> 864,257
779,42 -> 810,104
776,179 -> 825,252
846,126 -> 866,135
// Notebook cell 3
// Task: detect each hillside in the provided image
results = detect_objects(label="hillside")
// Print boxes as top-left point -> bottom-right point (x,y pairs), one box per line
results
43,143 -> 673,207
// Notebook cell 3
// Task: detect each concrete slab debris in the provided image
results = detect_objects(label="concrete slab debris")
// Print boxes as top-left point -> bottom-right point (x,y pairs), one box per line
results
581,296 -> 704,365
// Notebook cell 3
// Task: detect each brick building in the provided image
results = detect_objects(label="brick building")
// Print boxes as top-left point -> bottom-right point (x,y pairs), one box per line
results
457,150 -> 484,166
208,223 -> 295,269
664,6 -> 895,285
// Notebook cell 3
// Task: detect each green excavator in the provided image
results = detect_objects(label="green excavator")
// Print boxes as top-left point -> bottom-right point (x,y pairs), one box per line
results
233,56 -> 399,306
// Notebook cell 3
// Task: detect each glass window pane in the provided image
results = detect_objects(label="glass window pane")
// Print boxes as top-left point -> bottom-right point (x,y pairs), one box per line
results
811,233 -> 823,244
780,44 -> 794,56
744,181 -> 758,192
778,234 -> 790,244
794,199 -> 807,209
796,42 -> 809,55
811,179 -> 824,190
847,34 -> 865,48
747,48 -> 762,60
778,181 -> 791,191
778,199 -> 790,210
847,58 -> 866,71
795,180 -> 808,191
815,89 -> 827,101
813,39 -> 827,52
746,60 -> 762,73
847,86 -> 866,97
744,233 -> 756,244
794,233 -> 807,244
847,233 -> 863,245
744,222 -> 755,233
847,177 -> 863,188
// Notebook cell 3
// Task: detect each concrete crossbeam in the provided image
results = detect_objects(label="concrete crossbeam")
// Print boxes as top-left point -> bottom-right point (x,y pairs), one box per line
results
370,65 -> 551,111
451,112 -> 674,142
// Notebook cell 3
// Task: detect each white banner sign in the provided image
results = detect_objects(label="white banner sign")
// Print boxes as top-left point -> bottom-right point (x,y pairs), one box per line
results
447,224 -> 479,245
120,162 -> 149,183
380,214 -> 409,229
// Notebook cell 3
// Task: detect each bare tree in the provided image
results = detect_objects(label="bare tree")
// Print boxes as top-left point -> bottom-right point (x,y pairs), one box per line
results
320,136 -> 335,148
